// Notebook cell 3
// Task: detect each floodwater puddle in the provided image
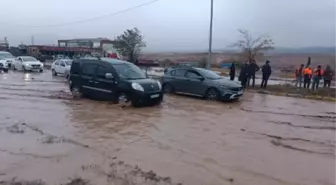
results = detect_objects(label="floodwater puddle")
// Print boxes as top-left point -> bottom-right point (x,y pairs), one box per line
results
0,71 -> 335,185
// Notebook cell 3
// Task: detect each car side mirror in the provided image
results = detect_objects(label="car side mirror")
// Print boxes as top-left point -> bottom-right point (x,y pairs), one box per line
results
105,73 -> 114,79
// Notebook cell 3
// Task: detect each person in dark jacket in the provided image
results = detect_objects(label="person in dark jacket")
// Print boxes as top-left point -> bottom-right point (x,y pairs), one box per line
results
323,65 -> 333,88
312,65 -> 324,90
247,60 -> 260,88
239,61 -> 249,88
260,60 -> 272,88
229,62 -> 236,81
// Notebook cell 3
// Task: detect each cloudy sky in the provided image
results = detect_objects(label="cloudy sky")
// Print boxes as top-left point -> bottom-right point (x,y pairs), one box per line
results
0,0 -> 335,51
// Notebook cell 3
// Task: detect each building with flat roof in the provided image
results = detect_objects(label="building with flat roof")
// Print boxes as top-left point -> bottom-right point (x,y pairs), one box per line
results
58,38 -> 115,53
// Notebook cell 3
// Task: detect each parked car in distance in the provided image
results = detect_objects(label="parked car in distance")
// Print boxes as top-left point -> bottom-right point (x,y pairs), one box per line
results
0,57 -> 9,72
161,66 -> 243,101
13,56 -> 44,72
51,59 -> 72,78
164,62 -> 201,74
68,57 -> 163,107
0,51 -> 15,67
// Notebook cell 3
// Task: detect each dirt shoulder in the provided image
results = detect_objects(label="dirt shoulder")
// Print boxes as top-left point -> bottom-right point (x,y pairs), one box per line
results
248,84 -> 336,102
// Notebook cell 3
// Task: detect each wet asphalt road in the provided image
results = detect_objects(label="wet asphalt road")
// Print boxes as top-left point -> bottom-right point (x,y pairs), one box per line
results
0,70 -> 335,185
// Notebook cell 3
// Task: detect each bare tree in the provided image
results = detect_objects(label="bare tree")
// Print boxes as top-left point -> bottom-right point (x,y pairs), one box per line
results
112,27 -> 146,64
231,29 -> 274,62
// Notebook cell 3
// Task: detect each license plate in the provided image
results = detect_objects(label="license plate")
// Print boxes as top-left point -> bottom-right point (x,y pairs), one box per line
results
150,94 -> 160,98
237,91 -> 243,95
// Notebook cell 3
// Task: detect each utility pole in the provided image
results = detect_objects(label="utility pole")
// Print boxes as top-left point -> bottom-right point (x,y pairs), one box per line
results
207,0 -> 214,69
31,36 -> 34,45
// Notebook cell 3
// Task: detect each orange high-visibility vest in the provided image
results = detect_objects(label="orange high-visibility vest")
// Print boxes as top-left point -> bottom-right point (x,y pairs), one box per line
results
304,68 -> 312,78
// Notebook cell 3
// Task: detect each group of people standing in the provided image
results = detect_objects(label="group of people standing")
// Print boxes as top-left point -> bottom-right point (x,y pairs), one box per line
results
229,60 -> 272,89
294,64 -> 333,90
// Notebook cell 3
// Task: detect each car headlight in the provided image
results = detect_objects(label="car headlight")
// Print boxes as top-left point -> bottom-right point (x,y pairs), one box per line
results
131,82 -> 144,92
40,63 -> 44,67
157,81 -> 162,90
24,63 -> 30,66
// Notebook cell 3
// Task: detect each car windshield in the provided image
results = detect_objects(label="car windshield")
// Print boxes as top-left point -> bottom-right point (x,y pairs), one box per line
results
113,63 -> 146,79
196,68 -> 221,79
64,60 -> 72,65
21,57 -> 38,62
0,53 -> 14,58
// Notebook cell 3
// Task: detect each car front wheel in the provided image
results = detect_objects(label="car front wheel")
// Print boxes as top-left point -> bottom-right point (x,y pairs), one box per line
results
205,88 -> 220,101
52,69 -> 57,76
71,86 -> 82,99
117,93 -> 133,107
163,83 -> 174,94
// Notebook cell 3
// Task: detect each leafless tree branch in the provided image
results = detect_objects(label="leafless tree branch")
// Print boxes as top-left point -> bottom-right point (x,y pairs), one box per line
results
230,29 -> 274,61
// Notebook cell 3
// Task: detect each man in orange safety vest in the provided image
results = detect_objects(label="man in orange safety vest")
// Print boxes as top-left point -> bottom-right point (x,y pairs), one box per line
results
303,66 -> 312,88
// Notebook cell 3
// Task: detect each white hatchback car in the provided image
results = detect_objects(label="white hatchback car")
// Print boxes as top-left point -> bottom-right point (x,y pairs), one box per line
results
0,51 -> 15,67
51,59 -> 72,78
13,56 -> 44,72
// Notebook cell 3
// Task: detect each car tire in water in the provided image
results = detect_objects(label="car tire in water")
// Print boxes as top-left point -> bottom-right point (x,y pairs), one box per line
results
39,69 -> 43,73
71,86 -> 82,99
163,83 -> 174,94
52,69 -> 57,76
3,68 -> 8,73
205,88 -> 220,101
117,93 -> 133,107
22,66 -> 27,72
153,96 -> 163,106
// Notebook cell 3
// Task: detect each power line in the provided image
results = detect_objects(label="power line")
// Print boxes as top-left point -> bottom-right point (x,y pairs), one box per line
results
6,0 -> 159,28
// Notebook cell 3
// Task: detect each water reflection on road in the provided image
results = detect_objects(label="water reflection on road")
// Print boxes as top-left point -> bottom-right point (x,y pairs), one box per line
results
0,70 -> 335,185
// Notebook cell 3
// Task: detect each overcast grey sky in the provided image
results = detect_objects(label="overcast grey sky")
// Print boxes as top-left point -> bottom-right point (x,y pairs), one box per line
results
0,0 -> 335,51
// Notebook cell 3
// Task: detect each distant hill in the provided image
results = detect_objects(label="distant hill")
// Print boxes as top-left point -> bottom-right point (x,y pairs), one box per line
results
145,46 -> 336,55
270,47 -> 336,54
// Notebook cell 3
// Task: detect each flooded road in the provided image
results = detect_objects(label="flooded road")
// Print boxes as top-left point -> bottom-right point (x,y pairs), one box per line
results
0,70 -> 335,185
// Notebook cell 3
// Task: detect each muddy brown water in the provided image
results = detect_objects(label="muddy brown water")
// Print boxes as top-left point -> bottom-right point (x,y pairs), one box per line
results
0,70 -> 335,185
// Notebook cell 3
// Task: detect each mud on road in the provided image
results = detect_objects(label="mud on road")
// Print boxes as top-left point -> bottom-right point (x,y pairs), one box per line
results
0,70 -> 335,185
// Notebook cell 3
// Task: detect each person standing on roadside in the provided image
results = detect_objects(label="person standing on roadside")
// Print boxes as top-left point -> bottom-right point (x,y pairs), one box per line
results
323,65 -> 333,88
312,65 -> 324,90
247,60 -> 260,88
303,66 -> 313,88
239,61 -> 249,88
229,62 -> 236,81
295,64 -> 305,88
260,60 -> 272,88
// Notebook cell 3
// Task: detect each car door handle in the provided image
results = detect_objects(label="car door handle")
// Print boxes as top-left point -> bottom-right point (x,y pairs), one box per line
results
94,81 -> 99,84
89,80 -> 94,83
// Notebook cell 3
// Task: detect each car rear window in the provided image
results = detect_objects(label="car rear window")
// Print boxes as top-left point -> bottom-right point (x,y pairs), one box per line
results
171,69 -> 187,77
82,64 -> 97,76
70,62 -> 80,74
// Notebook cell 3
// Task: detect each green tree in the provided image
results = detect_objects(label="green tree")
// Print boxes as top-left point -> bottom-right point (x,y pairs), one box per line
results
112,27 -> 146,63
231,29 -> 274,62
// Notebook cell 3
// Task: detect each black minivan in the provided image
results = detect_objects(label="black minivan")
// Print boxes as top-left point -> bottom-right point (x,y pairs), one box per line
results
68,57 -> 163,107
